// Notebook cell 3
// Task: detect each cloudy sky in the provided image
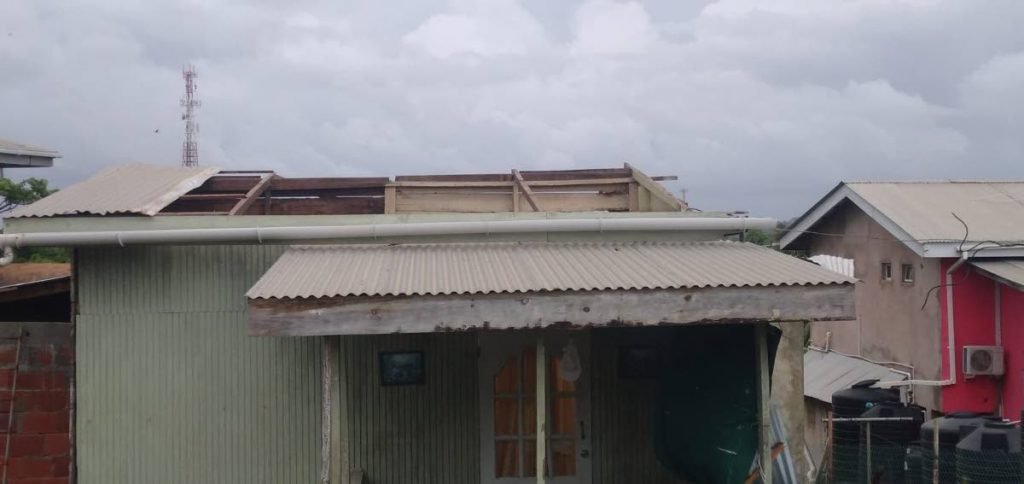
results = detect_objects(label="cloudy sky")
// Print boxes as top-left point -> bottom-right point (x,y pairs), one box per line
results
2,0 -> 1023,218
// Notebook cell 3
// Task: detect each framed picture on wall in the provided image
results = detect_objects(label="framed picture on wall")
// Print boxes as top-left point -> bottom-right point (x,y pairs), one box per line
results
617,345 -> 662,379
379,351 -> 425,386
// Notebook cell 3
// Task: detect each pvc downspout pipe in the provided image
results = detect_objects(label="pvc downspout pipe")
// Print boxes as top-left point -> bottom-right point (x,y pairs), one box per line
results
0,216 -> 777,248
878,252 -> 969,389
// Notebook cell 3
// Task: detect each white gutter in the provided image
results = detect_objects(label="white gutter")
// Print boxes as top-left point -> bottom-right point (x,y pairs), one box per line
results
0,216 -> 776,248
878,252 -> 970,389
0,246 -> 13,266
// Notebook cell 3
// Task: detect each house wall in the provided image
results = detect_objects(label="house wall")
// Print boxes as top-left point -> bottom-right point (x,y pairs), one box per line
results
0,322 -> 74,483
75,245 -> 323,484
806,201 -> 943,410
999,284 -> 1024,419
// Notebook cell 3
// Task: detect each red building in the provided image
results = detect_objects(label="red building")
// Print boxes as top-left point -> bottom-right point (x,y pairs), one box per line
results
784,181 -> 1024,418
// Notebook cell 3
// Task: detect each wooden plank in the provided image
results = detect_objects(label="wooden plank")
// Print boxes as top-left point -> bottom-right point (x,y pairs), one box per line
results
512,170 -> 541,211
394,168 -> 634,183
512,182 -> 520,213
627,183 -> 640,211
384,186 -> 396,214
271,178 -> 389,191
536,339 -> 547,484
161,198 -> 239,213
229,174 -> 274,215
246,197 -> 383,216
756,323 -> 773,484
177,193 -> 247,200
394,187 -> 628,213
389,178 -> 633,188
247,284 -> 856,336
625,163 -> 683,211
190,176 -> 262,193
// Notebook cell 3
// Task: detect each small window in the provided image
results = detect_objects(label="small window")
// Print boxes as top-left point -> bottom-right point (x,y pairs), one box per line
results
881,262 -> 893,281
901,264 -> 914,283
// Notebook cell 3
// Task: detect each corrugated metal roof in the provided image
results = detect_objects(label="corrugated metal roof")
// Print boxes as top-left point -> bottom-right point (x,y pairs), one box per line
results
804,348 -> 907,403
0,138 -> 60,157
809,254 -> 856,278
247,240 -> 853,300
972,259 -> 1024,291
10,163 -> 220,218
847,181 -> 1024,243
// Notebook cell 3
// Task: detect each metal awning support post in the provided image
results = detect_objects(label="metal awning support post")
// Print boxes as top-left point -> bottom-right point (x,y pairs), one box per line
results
755,323 -> 773,484
536,338 -> 547,484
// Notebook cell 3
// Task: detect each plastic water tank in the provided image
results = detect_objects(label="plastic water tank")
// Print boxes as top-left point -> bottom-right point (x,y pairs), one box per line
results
830,380 -> 900,483
919,412 -> 998,483
955,421 -> 1022,483
859,403 -> 924,483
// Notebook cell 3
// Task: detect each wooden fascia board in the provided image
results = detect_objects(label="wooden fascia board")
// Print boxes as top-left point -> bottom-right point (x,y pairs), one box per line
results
247,284 -> 855,336
624,163 -> 683,211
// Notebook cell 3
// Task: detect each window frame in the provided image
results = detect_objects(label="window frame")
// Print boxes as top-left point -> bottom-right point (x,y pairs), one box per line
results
901,263 -> 914,283
881,262 -> 893,282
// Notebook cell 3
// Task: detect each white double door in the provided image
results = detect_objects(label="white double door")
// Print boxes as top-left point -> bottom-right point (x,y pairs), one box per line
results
479,331 -> 592,484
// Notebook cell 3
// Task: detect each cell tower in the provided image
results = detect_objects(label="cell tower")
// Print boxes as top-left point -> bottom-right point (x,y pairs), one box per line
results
181,65 -> 200,167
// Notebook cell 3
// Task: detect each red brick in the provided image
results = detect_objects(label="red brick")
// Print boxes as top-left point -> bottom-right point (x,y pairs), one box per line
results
0,369 -> 14,389
6,457 -> 52,478
0,344 -> 19,368
53,346 -> 73,367
51,455 -> 70,477
42,434 -> 69,456
18,412 -> 62,434
8,434 -> 44,457
11,372 -> 46,391
27,347 -> 54,367
0,413 -> 10,432
47,372 -> 70,391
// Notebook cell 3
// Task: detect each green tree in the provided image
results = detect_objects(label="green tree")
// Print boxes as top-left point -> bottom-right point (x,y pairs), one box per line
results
0,177 -> 54,213
1,176 -> 68,262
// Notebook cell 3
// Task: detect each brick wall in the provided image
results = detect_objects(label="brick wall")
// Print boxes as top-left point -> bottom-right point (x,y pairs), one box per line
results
0,323 -> 73,484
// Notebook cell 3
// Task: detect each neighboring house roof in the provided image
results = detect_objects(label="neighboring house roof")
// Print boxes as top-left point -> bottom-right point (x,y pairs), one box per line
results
0,263 -> 71,304
247,240 -> 853,300
971,259 -> 1024,291
781,181 -> 1024,258
10,164 -> 220,218
808,254 -> 855,278
0,138 -> 61,168
804,348 -> 908,404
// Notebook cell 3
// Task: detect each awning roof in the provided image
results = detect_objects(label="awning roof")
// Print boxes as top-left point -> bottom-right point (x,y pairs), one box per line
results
246,241 -> 856,336
804,348 -> 908,403
972,259 -> 1024,291
247,241 -> 853,300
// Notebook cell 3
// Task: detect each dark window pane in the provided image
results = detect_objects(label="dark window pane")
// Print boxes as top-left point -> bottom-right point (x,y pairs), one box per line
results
494,398 -> 519,436
495,440 -> 519,477
494,357 -> 519,394
551,439 -> 576,476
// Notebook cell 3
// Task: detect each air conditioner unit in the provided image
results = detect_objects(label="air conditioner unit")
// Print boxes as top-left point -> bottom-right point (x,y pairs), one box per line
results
963,346 -> 1005,377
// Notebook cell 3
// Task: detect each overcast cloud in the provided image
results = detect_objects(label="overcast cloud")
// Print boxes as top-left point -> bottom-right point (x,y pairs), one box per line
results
2,0 -> 1023,218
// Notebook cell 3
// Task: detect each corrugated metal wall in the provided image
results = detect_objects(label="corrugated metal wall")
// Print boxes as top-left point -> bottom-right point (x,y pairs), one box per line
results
591,328 -> 688,484
76,245 -> 322,484
338,333 -> 480,484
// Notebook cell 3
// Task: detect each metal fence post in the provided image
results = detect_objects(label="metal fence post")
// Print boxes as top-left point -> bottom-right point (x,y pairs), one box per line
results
865,421 -> 871,484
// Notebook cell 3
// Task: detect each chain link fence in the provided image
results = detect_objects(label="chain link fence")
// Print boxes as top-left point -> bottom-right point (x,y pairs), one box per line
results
815,415 -> 1023,484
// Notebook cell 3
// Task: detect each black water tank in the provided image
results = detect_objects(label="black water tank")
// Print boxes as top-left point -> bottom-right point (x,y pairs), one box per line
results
905,445 -> 923,484
919,412 -> 997,483
955,421 -> 1022,482
830,380 -> 900,483
859,403 -> 924,483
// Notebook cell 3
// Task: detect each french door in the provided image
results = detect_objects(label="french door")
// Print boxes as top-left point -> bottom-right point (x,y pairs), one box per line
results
479,331 -> 592,484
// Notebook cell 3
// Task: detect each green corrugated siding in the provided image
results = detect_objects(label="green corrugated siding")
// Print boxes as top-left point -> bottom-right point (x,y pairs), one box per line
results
76,246 -> 321,484
591,328 -> 688,484
339,333 -> 479,484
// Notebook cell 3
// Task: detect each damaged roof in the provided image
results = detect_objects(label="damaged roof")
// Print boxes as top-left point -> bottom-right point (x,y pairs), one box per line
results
10,164 -> 220,218
246,240 -> 854,300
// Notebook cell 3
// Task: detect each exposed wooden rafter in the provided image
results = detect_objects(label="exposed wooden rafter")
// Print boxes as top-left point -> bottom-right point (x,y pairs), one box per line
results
512,169 -> 541,212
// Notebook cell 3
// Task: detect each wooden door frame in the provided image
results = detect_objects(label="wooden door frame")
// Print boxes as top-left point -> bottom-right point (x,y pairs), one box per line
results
478,330 -> 592,484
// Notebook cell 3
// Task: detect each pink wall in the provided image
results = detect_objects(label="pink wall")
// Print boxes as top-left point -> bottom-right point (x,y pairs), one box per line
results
940,260 -> 1001,414
999,284 -> 1024,420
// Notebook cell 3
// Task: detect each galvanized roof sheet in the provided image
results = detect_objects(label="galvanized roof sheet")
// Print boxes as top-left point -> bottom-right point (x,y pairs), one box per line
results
9,163 -> 220,218
847,182 -> 1024,243
804,348 -> 907,403
0,138 -> 60,157
247,240 -> 853,300
809,254 -> 855,278
971,259 -> 1024,291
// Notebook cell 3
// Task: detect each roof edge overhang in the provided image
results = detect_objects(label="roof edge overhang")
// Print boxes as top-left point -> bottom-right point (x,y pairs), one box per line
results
780,183 -> 927,257
247,284 -> 855,336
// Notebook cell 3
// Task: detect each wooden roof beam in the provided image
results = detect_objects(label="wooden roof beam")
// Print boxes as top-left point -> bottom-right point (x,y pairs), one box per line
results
229,174 -> 274,215
512,169 -> 541,211
625,163 -> 684,211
